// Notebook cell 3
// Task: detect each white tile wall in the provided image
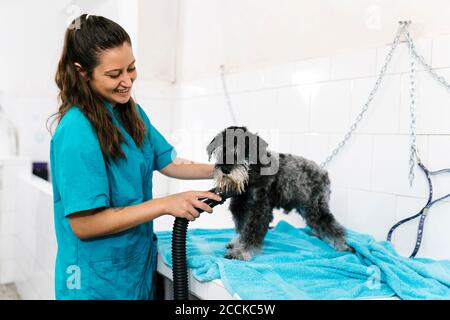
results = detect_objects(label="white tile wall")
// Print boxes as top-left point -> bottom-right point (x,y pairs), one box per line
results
263,62 -> 297,88
174,76 -> 223,99
310,81 -> 351,133
417,202 -> 450,261
431,34 -> 450,68
331,48 -> 377,80
399,69 -> 450,135
327,134 -> 373,190
293,57 -> 331,85
290,133 -> 330,164
270,131 -> 293,155
346,189 -> 397,242
227,69 -> 266,93
350,74 -> 401,135
427,135 -> 450,203
271,208 -> 306,229
275,86 -> 310,132
371,134 -> 429,197
328,186 -> 349,227
251,89 -> 279,131
220,92 -> 253,127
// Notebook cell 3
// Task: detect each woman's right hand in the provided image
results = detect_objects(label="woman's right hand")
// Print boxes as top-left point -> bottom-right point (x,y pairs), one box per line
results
160,191 -> 222,221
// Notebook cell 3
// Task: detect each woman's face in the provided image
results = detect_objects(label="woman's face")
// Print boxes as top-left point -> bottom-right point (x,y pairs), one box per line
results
89,42 -> 137,105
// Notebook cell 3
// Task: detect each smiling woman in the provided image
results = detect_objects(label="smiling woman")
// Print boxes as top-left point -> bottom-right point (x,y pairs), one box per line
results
47,14 -> 220,300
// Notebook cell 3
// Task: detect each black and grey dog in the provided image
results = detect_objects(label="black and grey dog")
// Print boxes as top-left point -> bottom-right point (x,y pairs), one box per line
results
207,126 -> 355,261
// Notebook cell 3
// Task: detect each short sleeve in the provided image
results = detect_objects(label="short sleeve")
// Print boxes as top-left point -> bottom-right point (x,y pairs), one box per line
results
51,109 -> 110,217
136,104 -> 177,171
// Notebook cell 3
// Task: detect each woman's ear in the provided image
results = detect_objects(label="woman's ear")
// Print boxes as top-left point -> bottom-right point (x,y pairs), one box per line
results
74,63 -> 89,81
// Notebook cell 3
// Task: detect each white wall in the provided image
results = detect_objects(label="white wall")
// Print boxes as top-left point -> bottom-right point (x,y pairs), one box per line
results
0,158 -> 32,285
137,0 -> 179,83
0,0 -> 68,162
175,0 -> 450,81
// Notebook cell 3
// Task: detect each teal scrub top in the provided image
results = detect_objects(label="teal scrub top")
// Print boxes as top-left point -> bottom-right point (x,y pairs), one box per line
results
50,101 -> 176,300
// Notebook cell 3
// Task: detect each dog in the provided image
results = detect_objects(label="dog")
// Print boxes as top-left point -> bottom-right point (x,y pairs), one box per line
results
206,126 -> 355,261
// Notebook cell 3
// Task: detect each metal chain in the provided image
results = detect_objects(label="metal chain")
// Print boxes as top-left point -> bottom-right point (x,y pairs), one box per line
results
405,32 -> 450,91
406,24 -> 418,187
321,22 -> 408,168
403,26 -> 450,185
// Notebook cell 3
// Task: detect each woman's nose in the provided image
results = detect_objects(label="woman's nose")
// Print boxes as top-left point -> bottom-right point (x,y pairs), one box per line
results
121,75 -> 133,87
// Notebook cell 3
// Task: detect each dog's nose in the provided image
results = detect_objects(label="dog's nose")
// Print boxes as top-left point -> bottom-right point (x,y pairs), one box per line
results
221,166 -> 232,174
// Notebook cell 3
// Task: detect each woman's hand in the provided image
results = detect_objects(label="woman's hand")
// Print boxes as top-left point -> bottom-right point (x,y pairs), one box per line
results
160,191 -> 222,221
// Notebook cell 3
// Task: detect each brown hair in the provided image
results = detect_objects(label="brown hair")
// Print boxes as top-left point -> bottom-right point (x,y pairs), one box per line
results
48,14 -> 146,160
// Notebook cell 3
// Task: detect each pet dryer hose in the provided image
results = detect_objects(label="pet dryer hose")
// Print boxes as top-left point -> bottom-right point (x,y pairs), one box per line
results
171,191 -> 231,300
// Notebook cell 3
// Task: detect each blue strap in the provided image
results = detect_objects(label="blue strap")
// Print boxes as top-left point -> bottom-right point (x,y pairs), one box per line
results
387,161 -> 450,258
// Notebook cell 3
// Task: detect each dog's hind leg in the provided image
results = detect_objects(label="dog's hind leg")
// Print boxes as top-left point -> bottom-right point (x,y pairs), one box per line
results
301,201 -> 355,253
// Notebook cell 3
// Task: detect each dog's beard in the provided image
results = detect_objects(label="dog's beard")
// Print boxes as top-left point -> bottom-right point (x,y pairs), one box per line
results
213,163 -> 249,195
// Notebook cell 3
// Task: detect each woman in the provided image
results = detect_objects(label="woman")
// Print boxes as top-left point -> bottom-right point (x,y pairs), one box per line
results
49,14 -> 221,300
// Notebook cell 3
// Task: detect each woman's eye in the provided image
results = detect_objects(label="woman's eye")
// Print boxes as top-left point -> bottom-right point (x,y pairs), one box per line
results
107,67 -> 135,78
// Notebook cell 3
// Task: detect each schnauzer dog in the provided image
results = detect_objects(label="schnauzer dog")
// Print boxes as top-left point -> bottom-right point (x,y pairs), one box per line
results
206,126 -> 355,261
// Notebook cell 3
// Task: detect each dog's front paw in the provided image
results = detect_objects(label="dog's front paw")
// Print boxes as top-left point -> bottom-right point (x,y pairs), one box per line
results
225,237 -> 240,250
224,248 -> 252,261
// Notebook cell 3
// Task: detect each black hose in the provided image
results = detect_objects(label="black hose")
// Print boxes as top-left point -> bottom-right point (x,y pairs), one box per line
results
172,217 -> 190,300
171,190 -> 232,300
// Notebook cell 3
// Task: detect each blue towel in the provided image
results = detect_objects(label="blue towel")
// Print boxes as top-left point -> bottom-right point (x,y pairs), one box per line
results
156,221 -> 450,300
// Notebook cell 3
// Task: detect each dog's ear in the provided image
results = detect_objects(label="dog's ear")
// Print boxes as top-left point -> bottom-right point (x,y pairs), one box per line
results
206,137 -> 216,161
206,133 -> 222,161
